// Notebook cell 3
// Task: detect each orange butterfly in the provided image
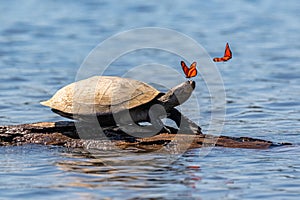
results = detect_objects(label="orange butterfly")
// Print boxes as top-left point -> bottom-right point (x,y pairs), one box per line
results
181,61 -> 197,78
213,42 -> 232,62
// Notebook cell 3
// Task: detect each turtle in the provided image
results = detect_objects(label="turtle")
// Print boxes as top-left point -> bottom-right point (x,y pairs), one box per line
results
41,76 -> 202,137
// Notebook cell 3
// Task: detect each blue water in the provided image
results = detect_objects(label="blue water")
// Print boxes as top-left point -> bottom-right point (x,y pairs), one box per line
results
1,0 -> 300,199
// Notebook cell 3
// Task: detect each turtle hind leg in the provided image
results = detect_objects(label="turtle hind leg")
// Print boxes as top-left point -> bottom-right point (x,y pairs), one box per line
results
167,108 -> 202,134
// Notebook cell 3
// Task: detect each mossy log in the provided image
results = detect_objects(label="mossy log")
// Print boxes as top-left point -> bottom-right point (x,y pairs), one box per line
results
0,121 -> 291,149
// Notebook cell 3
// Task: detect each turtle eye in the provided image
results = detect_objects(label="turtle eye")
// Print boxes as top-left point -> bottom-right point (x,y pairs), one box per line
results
189,80 -> 195,89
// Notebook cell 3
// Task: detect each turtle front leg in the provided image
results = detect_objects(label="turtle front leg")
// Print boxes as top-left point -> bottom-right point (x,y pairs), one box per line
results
116,107 -> 169,138
167,108 -> 202,134
118,123 -> 163,138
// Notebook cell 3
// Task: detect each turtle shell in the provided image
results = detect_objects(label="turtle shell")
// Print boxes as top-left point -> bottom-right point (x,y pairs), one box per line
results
41,76 -> 160,116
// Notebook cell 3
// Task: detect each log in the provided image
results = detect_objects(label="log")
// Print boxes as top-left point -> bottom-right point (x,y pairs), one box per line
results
0,121 -> 291,149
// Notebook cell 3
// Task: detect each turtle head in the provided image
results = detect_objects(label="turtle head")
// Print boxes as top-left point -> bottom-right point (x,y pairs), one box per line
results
158,80 -> 195,111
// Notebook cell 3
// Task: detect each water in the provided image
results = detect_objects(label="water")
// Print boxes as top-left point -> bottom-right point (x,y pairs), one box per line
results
1,0 -> 300,199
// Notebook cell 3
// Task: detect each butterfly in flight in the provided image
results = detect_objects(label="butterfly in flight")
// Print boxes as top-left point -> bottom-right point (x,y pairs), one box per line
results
213,42 -> 232,62
181,61 -> 197,78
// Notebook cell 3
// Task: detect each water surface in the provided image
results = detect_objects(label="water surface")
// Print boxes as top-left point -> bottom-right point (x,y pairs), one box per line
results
0,0 -> 300,199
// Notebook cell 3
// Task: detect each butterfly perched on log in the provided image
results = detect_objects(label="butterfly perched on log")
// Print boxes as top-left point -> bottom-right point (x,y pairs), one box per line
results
181,61 -> 197,78
213,43 -> 232,62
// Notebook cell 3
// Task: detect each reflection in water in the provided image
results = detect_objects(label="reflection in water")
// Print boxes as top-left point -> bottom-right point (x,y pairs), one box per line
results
56,148 -> 203,194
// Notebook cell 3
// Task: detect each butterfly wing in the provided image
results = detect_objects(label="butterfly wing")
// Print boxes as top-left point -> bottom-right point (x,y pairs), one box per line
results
187,62 -> 197,78
181,61 -> 189,77
213,42 -> 232,62
213,57 -> 222,62
222,42 -> 232,61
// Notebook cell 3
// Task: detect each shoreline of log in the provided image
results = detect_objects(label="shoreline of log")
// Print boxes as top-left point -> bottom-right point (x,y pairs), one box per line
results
0,121 -> 292,149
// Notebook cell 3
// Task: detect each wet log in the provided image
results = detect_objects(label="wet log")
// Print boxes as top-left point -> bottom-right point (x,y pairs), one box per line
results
0,121 -> 291,149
